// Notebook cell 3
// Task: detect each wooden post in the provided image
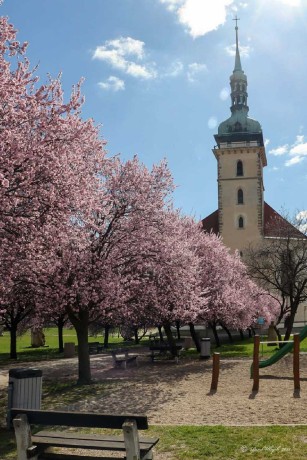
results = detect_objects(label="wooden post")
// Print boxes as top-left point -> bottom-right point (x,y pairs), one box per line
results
210,352 -> 220,391
293,333 -> 300,391
123,419 -> 140,460
13,414 -> 37,460
252,335 -> 260,392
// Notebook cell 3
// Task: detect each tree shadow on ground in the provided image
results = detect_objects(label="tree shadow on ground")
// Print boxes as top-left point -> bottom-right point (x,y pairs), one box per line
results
0,427 -> 16,459
41,351 -> 240,416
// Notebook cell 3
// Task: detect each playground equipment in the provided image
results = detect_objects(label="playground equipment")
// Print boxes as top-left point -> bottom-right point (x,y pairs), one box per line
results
251,333 -> 301,392
255,324 -> 307,370
210,352 -> 220,391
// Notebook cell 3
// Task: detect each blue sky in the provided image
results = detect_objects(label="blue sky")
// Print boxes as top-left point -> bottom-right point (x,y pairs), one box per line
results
1,0 -> 306,220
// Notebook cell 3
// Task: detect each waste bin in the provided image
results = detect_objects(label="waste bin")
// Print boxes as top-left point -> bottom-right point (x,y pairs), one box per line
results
64,342 -> 75,358
200,338 -> 211,359
7,368 -> 42,428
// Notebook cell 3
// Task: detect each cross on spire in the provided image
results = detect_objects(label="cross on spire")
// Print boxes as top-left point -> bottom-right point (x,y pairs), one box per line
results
233,15 -> 240,29
233,15 -> 242,72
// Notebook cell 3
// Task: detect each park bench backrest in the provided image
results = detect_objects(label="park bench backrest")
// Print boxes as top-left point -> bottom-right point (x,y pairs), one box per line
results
10,408 -> 148,430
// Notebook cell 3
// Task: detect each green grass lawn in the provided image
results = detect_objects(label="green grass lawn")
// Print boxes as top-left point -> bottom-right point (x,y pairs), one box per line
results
216,335 -> 307,358
2,328 -> 307,363
1,423 -> 307,459
0,328 -> 139,363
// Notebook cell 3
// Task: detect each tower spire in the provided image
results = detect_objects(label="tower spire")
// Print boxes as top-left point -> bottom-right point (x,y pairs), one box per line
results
214,18 -> 264,148
233,16 -> 242,72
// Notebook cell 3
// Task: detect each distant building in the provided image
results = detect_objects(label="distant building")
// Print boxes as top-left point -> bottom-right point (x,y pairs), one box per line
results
202,22 -> 306,325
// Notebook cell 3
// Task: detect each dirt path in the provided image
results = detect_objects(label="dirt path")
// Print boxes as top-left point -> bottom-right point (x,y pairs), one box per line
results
2,351 -> 307,426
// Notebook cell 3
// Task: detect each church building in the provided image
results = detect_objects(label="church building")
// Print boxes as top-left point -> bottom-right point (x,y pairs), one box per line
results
202,22 -> 306,325
202,22 -> 301,255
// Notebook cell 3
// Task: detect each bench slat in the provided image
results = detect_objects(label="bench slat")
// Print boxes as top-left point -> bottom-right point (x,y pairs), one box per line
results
39,454 -> 124,460
32,434 -> 159,451
36,431 -> 159,446
32,436 -> 127,450
11,409 -> 148,430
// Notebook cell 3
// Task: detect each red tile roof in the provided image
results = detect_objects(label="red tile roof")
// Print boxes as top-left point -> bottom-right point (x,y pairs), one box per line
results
201,202 -> 305,239
263,202 -> 305,238
201,209 -> 219,234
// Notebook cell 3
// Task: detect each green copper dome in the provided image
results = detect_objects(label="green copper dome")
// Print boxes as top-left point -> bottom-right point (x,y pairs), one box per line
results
215,22 -> 263,146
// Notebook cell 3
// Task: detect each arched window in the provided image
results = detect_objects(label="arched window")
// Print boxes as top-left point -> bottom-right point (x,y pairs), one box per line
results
238,216 -> 244,229
237,160 -> 243,176
237,189 -> 244,204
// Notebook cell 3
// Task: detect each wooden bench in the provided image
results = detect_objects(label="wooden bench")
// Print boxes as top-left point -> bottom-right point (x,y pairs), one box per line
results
88,342 -> 104,354
111,348 -> 138,369
149,342 -> 183,363
11,408 -> 159,460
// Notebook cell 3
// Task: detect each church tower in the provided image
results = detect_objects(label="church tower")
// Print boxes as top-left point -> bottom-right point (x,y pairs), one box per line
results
206,21 -> 267,253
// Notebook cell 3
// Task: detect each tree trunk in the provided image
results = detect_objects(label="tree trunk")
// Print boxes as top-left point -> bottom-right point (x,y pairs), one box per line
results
284,306 -> 297,342
67,309 -> 91,385
248,328 -> 252,338
210,322 -> 220,348
58,322 -> 64,353
10,324 -> 17,359
189,322 -> 200,352
274,325 -> 282,346
104,325 -> 110,349
220,323 -> 233,343
134,327 -> 139,345
163,322 -> 178,357
239,329 -> 244,341
175,321 -> 181,340
157,325 -> 164,342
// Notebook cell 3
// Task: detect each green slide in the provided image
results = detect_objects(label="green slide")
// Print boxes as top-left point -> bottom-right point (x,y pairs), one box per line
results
251,325 -> 307,377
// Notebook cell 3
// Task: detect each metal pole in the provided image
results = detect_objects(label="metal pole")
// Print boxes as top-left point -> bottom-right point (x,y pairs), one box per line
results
293,333 -> 300,391
252,335 -> 260,392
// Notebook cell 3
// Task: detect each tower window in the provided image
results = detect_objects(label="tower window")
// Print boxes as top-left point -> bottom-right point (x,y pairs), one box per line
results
237,189 -> 244,204
238,216 -> 244,229
237,160 -> 243,176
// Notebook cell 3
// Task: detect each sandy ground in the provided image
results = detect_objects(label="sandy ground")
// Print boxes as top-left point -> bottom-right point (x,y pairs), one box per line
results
2,349 -> 307,426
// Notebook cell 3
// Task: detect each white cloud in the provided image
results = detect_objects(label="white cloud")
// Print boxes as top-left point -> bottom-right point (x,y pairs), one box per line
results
98,76 -> 125,92
294,134 -> 304,144
160,0 -> 183,11
296,210 -> 307,233
264,138 -> 270,147
285,156 -> 304,167
268,165 -> 279,172
225,43 -> 251,58
269,144 -> 288,156
269,134 -> 307,167
290,143 -> 307,156
208,116 -> 218,129
187,62 -> 208,82
93,37 -> 157,80
219,87 -> 229,101
160,0 -> 234,38
289,135 -> 307,156
297,210 -> 307,220
164,60 -> 184,77
280,0 -> 300,6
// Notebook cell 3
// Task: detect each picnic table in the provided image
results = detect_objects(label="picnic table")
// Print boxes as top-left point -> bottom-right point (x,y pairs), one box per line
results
88,342 -> 104,354
149,341 -> 183,363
